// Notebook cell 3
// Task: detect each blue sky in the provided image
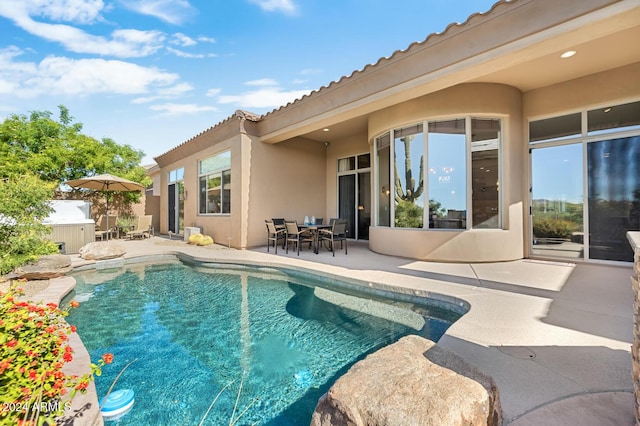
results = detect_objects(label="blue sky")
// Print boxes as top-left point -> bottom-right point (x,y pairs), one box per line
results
0,0 -> 498,164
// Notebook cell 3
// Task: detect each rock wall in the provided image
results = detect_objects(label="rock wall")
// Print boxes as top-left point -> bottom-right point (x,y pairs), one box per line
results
631,235 -> 640,424
311,335 -> 502,426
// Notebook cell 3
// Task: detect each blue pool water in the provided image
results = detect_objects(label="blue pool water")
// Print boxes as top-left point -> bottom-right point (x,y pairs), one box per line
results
67,261 -> 461,425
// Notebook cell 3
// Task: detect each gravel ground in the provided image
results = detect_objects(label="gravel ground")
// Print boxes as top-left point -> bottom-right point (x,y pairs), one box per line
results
0,278 -> 50,299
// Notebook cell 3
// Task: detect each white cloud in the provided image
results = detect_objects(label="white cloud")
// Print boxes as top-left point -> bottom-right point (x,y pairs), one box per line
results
132,82 -> 193,103
0,1 -> 165,58
206,88 -> 221,97
150,103 -> 218,116
248,0 -> 297,14
216,78 -> 310,108
122,0 -> 196,25
17,0 -> 104,24
166,47 -> 216,59
170,33 -> 196,47
299,68 -> 322,75
0,48 -> 179,97
218,87 -> 311,109
245,78 -> 278,87
198,36 -> 216,44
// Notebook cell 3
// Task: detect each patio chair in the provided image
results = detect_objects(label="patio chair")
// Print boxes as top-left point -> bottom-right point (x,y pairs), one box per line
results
319,219 -> 348,256
272,218 -> 286,230
314,217 -> 324,225
285,221 -> 314,256
95,214 -> 118,240
125,215 -> 153,240
266,220 -> 286,254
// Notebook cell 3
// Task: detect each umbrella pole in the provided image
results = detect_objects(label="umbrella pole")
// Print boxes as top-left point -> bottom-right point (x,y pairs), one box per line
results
105,191 -> 109,241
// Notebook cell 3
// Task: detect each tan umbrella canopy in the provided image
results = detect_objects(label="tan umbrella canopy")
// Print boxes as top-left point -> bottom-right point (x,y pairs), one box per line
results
65,173 -> 145,240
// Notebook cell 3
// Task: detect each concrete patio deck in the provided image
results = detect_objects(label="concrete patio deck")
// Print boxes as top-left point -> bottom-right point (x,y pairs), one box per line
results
69,236 -> 635,425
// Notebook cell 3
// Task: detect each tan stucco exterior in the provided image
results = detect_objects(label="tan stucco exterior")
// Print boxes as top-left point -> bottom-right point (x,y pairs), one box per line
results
153,0 -> 640,262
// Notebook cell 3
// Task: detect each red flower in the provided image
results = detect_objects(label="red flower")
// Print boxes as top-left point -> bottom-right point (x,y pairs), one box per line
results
45,326 -> 56,333
75,381 -> 88,390
70,301 -> 80,308
46,303 -> 58,309
63,352 -> 73,363
70,325 -> 77,333
102,353 -> 114,364
28,370 -> 37,380
6,340 -> 18,348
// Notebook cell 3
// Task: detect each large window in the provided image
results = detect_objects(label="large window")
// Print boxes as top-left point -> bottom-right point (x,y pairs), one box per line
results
375,117 -> 501,230
529,100 -> 640,262
395,124 -> 424,228
471,118 -> 501,228
199,151 -> 231,214
428,119 -> 466,229
376,133 -> 391,227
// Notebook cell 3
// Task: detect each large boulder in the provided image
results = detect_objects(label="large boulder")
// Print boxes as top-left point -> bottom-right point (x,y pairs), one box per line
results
14,254 -> 72,280
311,335 -> 502,426
79,241 -> 126,260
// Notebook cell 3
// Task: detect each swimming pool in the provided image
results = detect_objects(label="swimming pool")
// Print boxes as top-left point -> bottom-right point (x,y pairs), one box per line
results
67,260 -> 462,425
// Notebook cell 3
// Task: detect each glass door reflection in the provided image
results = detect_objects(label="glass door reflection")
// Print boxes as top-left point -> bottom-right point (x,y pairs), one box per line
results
587,136 -> 640,262
531,144 -> 584,259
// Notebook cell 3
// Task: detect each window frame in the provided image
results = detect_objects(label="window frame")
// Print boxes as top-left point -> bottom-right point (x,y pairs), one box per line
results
374,116 -> 503,230
198,151 -> 231,215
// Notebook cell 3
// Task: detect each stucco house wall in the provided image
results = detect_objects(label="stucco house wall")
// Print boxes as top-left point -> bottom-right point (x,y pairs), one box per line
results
156,119 -> 244,247
152,0 -> 639,263
246,137 -> 327,248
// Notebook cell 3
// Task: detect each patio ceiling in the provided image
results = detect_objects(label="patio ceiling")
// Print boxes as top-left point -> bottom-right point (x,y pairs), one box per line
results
261,0 -> 640,145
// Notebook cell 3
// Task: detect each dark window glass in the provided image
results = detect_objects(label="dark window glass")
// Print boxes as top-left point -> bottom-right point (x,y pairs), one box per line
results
587,136 -> 640,261
588,101 -> 640,136
530,113 -> 581,142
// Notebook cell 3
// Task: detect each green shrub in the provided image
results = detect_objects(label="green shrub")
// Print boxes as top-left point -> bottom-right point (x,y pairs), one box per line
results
394,200 -> 424,228
116,216 -> 137,229
0,175 -> 59,275
533,217 -> 578,239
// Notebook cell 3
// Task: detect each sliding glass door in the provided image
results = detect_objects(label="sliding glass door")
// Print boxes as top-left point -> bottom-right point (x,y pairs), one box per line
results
529,100 -> 640,262
587,136 -> 640,261
531,144 -> 584,259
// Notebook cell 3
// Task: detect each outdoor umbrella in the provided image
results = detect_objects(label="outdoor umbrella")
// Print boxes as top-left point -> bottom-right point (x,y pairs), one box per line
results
64,173 -> 145,240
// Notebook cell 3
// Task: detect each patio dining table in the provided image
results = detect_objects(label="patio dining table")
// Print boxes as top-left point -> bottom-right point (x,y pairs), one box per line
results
298,223 -> 332,254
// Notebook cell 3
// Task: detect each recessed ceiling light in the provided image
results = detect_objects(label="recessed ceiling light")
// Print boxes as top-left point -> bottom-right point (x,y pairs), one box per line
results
322,128 -> 330,132
603,107 -> 612,113
560,50 -> 576,59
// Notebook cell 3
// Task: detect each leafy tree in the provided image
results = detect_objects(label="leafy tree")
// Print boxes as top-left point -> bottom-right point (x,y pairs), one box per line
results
0,175 -> 58,274
0,105 -> 150,207
429,198 -> 446,218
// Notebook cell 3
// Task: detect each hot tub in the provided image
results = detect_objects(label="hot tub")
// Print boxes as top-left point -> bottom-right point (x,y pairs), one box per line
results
44,201 -> 96,254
